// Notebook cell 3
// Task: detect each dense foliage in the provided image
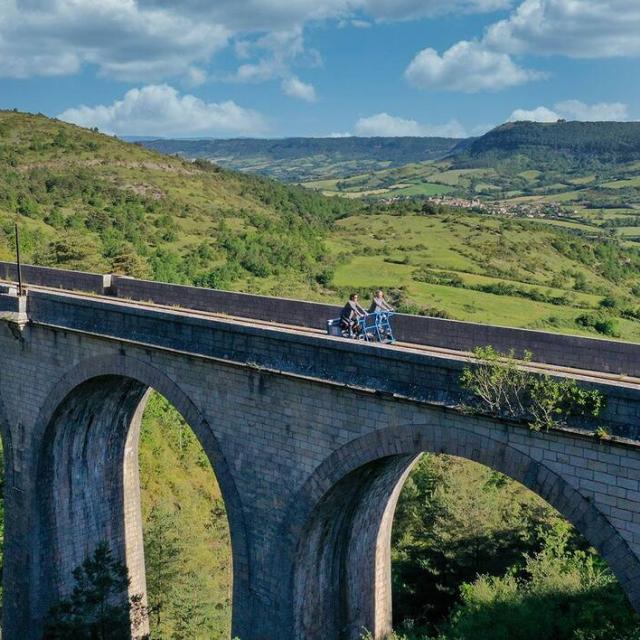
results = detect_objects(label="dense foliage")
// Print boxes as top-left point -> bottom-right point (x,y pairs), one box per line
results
391,455 -> 640,640
460,121 -> 640,166
461,346 -> 605,431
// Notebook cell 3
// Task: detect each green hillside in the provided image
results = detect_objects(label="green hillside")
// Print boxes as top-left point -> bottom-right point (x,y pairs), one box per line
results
0,110 -> 354,295
3,111 -> 640,342
459,120 -> 640,166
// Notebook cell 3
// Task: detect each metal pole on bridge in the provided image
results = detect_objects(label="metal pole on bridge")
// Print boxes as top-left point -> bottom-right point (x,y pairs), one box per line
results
14,222 -> 24,296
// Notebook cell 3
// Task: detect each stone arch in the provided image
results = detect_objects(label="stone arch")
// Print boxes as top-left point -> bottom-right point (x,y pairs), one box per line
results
30,353 -> 248,638
285,419 -> 640,640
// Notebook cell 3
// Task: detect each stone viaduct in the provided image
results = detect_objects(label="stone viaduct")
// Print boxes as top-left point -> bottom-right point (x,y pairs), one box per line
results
1,261 -> 640,639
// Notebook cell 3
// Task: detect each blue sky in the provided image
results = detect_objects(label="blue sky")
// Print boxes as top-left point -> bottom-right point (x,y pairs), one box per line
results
1,0 -> 639,138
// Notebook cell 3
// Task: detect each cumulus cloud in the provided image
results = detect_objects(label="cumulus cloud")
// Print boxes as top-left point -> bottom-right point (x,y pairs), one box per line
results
405,40 -> 543,92
355,113 -> 467,137
364,0 -> 512,21
404,1 -> 640,95
0,0 -> 230,81
485,0 -> 640,58
58,84 -> 268,137
0,0 -> 512,83
509,106 -> 560,122
509,100 -> 630,122
281,76 -> 317,101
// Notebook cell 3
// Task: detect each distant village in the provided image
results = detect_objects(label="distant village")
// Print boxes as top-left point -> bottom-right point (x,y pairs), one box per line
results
424,195 -> 570,219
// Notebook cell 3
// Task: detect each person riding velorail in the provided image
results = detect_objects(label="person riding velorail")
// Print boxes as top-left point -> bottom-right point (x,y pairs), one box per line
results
340,292 -> 367,337
368,289 -> 394,314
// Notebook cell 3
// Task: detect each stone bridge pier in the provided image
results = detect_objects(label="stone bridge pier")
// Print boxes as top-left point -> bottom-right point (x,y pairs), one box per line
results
1,276 -> 640,639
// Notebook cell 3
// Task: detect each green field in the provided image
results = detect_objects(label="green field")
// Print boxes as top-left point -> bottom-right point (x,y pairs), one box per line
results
327,212 -> 640,342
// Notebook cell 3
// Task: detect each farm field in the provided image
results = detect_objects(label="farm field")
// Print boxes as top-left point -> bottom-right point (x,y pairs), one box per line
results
303,154 -> 640,249
326,212 -> 640,342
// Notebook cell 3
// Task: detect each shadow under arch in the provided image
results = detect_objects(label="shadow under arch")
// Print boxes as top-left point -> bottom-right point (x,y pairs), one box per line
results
0,393 -> 11,632
30,353 -> 249,638
284,420 -> 640,640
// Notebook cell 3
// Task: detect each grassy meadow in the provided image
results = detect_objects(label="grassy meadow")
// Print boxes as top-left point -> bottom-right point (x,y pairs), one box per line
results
325,211 -> 640,342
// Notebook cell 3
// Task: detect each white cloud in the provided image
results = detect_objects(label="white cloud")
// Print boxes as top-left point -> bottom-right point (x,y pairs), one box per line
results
58,84 -> 268,137
485,0 -> 640,58
0,0 -> 230,81
404,0 -> 640,96
328,131 -> 353,137
554,100 -> 629,122
281,76 -> 317,101
509,106 -> 559,122
363,0 -> 511,21
509,100 -> 630,122
405,40 -> 543,92
355,112 -> 467,137
0,0 -> 517,83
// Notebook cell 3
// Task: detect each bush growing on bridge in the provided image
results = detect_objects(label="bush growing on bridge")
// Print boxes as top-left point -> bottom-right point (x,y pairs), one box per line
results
460,346 -> 605,431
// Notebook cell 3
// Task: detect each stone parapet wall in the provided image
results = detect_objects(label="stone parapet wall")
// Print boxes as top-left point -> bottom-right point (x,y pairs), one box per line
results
111,274 -> 339,329
2,261 -> 640,378
0,261 -> 108,295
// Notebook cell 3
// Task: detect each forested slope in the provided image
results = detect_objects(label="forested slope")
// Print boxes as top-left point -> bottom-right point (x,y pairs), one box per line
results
456,120 -> 640,167
0,110 -> 353,297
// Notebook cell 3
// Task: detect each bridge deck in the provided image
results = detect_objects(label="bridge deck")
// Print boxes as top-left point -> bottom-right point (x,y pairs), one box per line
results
3,261 -> 640,380
6,280 -> 640,393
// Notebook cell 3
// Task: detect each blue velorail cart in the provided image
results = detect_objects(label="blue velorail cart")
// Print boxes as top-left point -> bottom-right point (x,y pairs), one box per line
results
326,311 -> 396,344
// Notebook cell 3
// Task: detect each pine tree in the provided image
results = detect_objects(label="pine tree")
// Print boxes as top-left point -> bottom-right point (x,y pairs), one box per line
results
43,542 -> 147,640
144,505 -> 183,633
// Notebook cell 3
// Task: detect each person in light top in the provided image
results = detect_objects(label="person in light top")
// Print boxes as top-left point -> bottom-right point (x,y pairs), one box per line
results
369,289 -> 394,314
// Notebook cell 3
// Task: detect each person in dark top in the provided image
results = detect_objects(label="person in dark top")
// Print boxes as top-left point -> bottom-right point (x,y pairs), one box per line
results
368,289 -> 394,314
340,293 -> 367,337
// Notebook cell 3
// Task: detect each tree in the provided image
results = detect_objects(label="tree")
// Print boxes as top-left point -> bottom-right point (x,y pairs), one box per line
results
392,454 -> 555,631
169,573 -> 208,640
110,243 -> 151,279
442,522 -> 640,640
37,233 -> 106,272
43,542 -> 148,640
144,505 -> 183,632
